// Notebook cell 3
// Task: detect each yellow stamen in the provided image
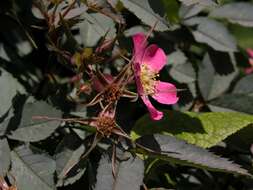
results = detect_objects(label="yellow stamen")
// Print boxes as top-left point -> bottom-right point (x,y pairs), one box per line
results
140,64 -> 158,95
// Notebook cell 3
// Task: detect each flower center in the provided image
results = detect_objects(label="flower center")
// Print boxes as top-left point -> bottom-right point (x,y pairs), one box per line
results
96,116 -> 116,137
140,64 -> 158,95
103,84 -> 122,104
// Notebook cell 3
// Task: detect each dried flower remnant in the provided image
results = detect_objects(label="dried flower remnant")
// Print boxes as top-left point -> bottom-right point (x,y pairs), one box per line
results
245,48 -> 253,74
32,110 -> 119,138
90,111 -> 132,139
87,65 -> 137,108
91,111 -> 117,137
132,33 -> 179,120
103,83 -> 123,104
87,72 -> 122,107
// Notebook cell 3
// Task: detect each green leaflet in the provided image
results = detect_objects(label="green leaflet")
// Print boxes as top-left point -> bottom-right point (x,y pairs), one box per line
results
184,17 -> 237,52
80,12 -> 116,47
94,152 -> 144,190
11,146 -> 56,190
161,0 -> 180,23
0,138 -> 10,175
136,134 -> 250,176
210,3 -> 253,27
55,132 -> 86,187
8,101 -> 61,142
0,68 -> 26,117
131,111 -> 253,148
229,24 -> 253,49
120,0 -> 169,31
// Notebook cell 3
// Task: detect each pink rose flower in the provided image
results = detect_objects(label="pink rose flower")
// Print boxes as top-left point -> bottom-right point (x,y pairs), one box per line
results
132,33 -> 179,120
245,48 -> 253,74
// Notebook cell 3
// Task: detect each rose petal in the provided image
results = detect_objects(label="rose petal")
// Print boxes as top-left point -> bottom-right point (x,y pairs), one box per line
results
142,44 -> 167,72
249,58 -> 253,66
245,67 -> 253,75
247,48 -> 253,58
152,81 -> 179,105
141,95 -> 163,120
132,33 -> 147,63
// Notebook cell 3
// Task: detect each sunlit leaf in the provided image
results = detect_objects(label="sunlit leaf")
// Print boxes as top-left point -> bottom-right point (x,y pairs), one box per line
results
131,110 -> 253,148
